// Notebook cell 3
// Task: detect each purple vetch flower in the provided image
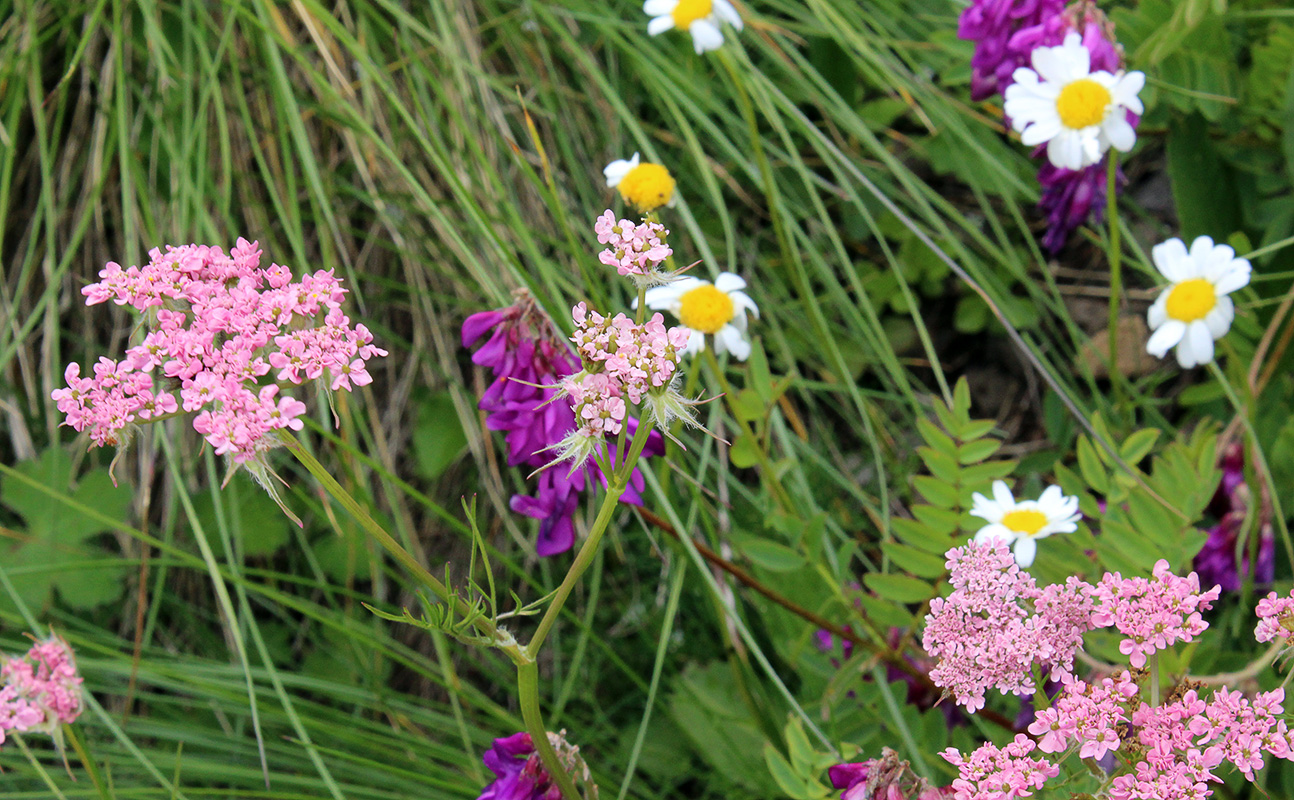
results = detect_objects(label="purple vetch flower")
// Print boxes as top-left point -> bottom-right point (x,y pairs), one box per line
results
959,0 -> 1065,101
477,731 -> 594,800
1012,3 -> 1137,251
829,748 -> 953,800
1193,442 -> 1275,594
1036,157 -> 1125,253
463,293 -> 661,556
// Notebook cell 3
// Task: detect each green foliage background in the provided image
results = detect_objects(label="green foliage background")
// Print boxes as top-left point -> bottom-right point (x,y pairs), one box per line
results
1,0 -> 1293,797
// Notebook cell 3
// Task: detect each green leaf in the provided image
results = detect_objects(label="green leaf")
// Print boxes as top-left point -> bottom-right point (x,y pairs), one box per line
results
1119,429 -> 1161,465
1076,437 -> 1109,494
1166,113 -> 1241,240
864,573 -> 935,604
918,447 -> 959,483
957,438 -> 1000,465
892,517 -> 956,555
764,745 -> 818,800
748,338 -> 774,405
736,536 -> 807,572
913,475 -> 958,509
857,593 -> 917,628
733,389 -> 766,423
0,447 -> 132,612
412,392 -> 468,481
193,484 -> 291,558
881,542 -> 948,578
729,435 -> 762,469
916,418 -> 956,456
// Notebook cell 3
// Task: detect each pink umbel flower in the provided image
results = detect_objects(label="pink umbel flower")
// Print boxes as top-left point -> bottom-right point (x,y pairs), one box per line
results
0,634 -> 84,744
1091,560 -> 1220,669
922,541 -> 1094,712
1027,671 -> 1138,760
594,210 -> 674,286
53,240 -> 386,494
545,302 -> 695,470
1255,590 -> 1294,643
940,734 -> 1058,800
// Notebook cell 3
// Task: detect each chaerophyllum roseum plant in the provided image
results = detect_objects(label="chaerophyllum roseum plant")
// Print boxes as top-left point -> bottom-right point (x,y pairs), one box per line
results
52,239 -> 386,520
833,540 -> 1294,800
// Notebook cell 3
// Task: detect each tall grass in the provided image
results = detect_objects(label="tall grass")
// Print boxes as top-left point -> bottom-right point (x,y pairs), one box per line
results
0,0 -> 1275,797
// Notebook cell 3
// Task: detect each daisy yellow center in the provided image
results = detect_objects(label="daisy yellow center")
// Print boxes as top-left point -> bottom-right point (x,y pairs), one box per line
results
1165,278 -> 1217,323
617,163 -> 676,213
678,285 -> 734,334
1055,78 -> 1112,129
672,0 -> 713,29
1001,509 -> 1049,536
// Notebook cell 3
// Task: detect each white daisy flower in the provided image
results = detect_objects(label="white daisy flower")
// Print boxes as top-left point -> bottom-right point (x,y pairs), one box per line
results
643,0 -> 743,55
603,152 -> 677,213
969,481 -> 1080,568
638,272 -> 759,360
1145,236 -> 1251,369
1003,32 -> 1145,170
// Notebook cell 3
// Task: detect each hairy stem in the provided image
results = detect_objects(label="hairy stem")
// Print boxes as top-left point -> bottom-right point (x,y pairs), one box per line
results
518,660 -> 585,800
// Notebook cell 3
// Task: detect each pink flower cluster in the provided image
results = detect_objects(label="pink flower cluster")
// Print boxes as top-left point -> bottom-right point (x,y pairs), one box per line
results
1092,560 -> 1220,668
563,302 -> 689,440
921,542 -> 1094,712
0,634 -> 83,744
1105,687 -> 1293,799
594,211 -> 672,283
1254,589 -> 1294,643
52,240 -> 385,463
1028,671 -> 1138,760
940,734 -> 1058,800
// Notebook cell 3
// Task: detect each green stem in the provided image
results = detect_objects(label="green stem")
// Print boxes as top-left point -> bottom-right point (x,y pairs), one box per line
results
515,421 -> 656,800
1106,153 -> 1123,403
280,433 -> 521,660
526,474 -> 629,658
518,660 -> 586,800
14,735 -> 69,800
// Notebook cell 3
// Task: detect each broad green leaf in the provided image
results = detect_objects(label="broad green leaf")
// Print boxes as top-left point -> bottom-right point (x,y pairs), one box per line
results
412,392 -> 468,481
729,435 -> 761,469
881,542 -> 948,578
0,447 -> 131,612
737,536 -> 807,573
864,573 -> 935,604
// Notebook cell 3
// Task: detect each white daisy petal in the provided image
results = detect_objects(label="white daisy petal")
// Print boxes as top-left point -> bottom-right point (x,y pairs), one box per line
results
1147,293 -> 1168,330
1112,72 -> 1146,114
714,272 -> 747,293
1184,320 -> 1214,367
689,19 -> 724,53
729,290 -> 760,319
1013,536 -> 1038,568
1151,238 -> 1191,281
1213,266 -> 1251,296
1146,319 -> 1187,358
975,524 -> 1014,544
1204,296 -> 1235,338
643,0 -> 675,14
647,15 -> 675,35
684,328 -> 705,354
604,154 -> 640,187
1021,117 -> 1064,146
718,324 -> 751,360
1047,131 -> 1086,171
1104,116 -> 1136,152
991,480 -> 1015,509
713,0 -> 743,29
